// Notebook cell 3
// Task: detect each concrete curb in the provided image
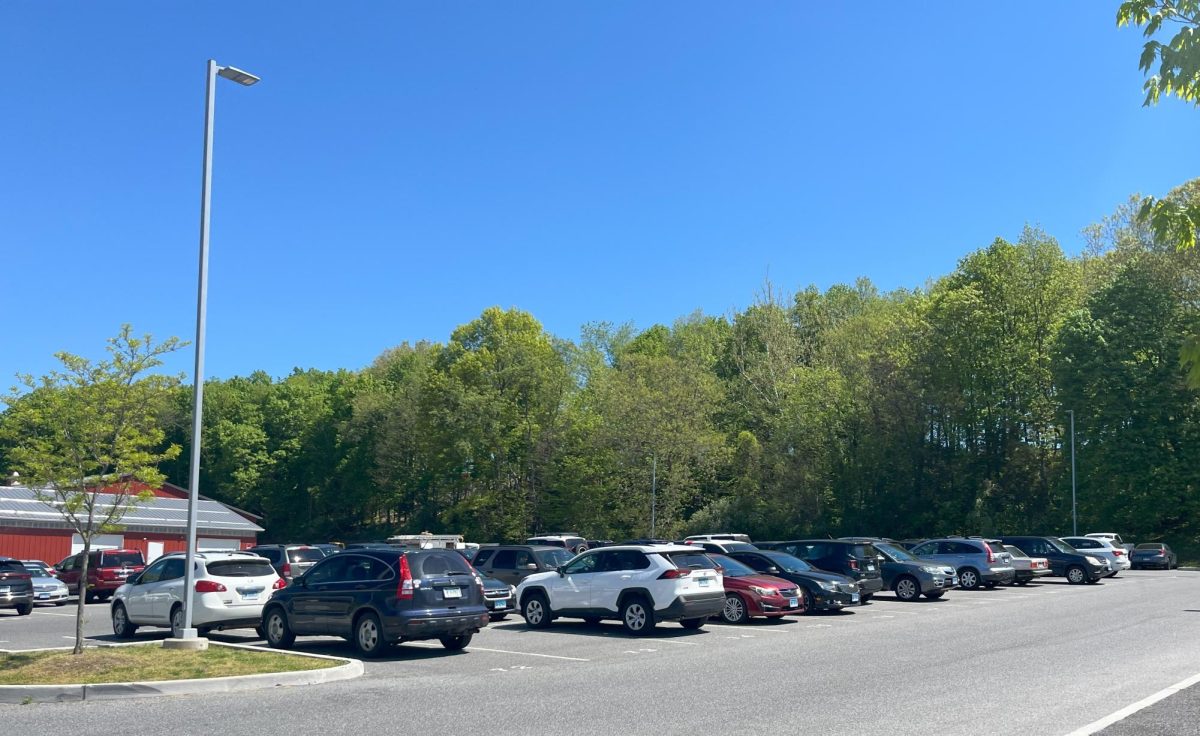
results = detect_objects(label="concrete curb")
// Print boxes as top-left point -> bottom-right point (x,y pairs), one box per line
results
0,641 -> 363,704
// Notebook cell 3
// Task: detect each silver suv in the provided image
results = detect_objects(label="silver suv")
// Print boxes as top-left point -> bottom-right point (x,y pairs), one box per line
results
909,538 -> 1016,590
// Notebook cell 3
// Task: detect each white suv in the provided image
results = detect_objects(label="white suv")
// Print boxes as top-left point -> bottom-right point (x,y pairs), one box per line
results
1061,536 -> 1131,574
515,545 -> 725,634
111,551 -> 284,639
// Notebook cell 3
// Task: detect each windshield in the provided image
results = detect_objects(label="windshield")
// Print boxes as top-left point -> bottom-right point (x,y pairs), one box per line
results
761,551 -> 813,573
709,554 -> 756,577
535,549 -> 573,567
876,543 -> 914,562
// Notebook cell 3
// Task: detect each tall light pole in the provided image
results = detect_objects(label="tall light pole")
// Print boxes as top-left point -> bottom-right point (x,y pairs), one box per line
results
1068,409 -> 1077,537
179,59 -> 259,642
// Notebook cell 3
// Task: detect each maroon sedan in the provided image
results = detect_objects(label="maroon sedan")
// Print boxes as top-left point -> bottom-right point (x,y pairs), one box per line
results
710,554 -> 805,623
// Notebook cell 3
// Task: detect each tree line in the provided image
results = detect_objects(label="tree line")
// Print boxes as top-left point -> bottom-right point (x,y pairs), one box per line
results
7,190 -> 1191,552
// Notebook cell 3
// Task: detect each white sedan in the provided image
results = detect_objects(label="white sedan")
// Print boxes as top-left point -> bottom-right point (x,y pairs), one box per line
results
1061,536 -> 1131,575
111,551 -> 284,639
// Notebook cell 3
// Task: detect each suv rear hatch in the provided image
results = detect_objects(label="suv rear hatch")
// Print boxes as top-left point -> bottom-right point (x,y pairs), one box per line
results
661,551 -> 722,594
985,541 -> 1014,567
0,560 -> 33,596
285,547 -> 325,577
851,544 -> 882,579
408,550 -> 485,610
96,550 -> 145,585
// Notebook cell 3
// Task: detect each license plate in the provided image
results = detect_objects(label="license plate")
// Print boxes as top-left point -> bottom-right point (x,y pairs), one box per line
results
852,593 -> 860,603
242,592 -> 259,601
867,565 -> 875,571
788,597 -> 798,608
0,586 -> 8,593
37,593 -> 50,599
698,577 -> 711,587
443,587 -> 462,599
494,600 -> 507,609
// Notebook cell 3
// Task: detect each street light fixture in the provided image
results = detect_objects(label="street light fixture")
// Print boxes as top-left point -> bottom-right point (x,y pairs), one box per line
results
179,59 -> 259,643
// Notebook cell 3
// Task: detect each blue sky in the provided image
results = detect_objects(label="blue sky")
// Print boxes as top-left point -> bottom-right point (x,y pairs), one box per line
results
2,3 -> 1198,386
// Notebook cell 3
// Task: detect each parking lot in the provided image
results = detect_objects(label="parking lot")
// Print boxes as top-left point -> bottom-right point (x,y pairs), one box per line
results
2,569 -> 1199,735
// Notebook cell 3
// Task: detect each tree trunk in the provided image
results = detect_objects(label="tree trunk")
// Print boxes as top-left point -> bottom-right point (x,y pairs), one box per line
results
73,537 -> 91,655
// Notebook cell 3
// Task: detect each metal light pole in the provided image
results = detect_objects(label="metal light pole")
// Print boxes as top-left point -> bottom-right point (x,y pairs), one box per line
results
180,59 -> 259,641
650,454 -> 657,538
1068,409 -> 1077,537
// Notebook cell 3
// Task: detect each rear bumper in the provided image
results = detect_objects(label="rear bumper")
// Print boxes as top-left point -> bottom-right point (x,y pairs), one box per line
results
982,568 -> 1016,584
0,591 -> 33,606
657,591 -> 725,620
32,589 -> 69,603
1014,569 -> 1052,582
387,610 -> 490,641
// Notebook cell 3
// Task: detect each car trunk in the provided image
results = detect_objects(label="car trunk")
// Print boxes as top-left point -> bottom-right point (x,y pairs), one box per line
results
410,551 -> 483,609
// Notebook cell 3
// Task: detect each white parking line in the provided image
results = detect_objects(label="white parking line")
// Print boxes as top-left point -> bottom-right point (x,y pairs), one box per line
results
1063,670 -> 1200,735
655,639 -> 699,645
465,646 -> 590,662
33,611 -> 78,617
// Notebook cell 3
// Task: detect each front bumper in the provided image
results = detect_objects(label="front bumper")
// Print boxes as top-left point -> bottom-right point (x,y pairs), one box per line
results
657,591 -> 725,620
918,573 -> 958,592
757,592 -> 805,616
484,594 -> 514,615
32,588 -> 69,604
812,588 -> 858,609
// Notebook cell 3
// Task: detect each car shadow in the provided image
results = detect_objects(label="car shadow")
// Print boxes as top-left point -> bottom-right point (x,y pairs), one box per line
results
486,619 -> 715,639
872,593 -> 955,603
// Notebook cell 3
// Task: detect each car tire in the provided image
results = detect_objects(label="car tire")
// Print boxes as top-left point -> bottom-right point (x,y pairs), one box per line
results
440,633 -> 472,650
680,617 -> 705,630
16,602 -> 32,616
1066,565 -> 1087,584
620,596 -> 657,635
894,576 -> 920,601
800,588 -> 815,614
958,568 -> 981,590
924,590 -> 944,600
112,603 -> 137,638
170,605 -> 186,639
264,607 -> 295,649
84,591 -> 96,604
1016,579 -> 1030,586
55,600 -> 67,606
354,612 -> 388,658
860,593 -> 873,603
522,592 -> 552,629
721,593 -> 750,624
254,625 -> 266,639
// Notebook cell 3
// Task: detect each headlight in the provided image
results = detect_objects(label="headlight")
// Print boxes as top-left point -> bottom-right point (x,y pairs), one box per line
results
508,585 -> 516,597
817,581 -> 838,591
748,585 -> 777,596
1086,556 -> 1103,566
921,566 -> 943,574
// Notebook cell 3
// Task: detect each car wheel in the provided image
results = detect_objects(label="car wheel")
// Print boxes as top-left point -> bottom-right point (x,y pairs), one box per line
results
254,625 -> 266,639
721,593 -> 750,624
1066,565 -> 1087,584
958,568 -> 980,590
680,617 -> 705,630
620,596 -> 657,635
800,588 -> 815,614
522,592 -> 552,629
894,576 -> 920,601
354,612 -> 388,657
170,605 -> 186,639
440,633 -> 472,650
112,603 -> 137,638
264,607 -> 295,649
860,593 -> 873,603
16,602 -> 32,616
1016,580 -> 1030,586
924,590 -> 944,600
84,591 -> 96,604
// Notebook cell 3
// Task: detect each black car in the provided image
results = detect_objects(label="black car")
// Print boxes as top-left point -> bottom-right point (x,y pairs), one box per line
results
0,557 -> 34,616
728,550 -> 860,611
757,540 -> 885,601
261,548 -> 489,657
997,536 -> 1109,584
1130,542 -> 1178,570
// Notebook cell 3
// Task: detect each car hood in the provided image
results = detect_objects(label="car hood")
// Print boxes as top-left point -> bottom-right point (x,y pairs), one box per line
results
516,570 -> 559,590
479,574 -> 509,592
725,573 -> 797,592
779,569 -> 855,586
30,575 -> 64,586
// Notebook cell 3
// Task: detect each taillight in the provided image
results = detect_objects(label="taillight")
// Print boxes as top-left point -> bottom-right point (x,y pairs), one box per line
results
985,546 -> 995,564
195,580 -> 227,593
658,568 -> 692,579
272,577 -> 286,590
849,559 -> 859,571
475,575 -> 485,597
1113,550 -> 1125,557
281,562 -> 292,578
397,555 -> 414,600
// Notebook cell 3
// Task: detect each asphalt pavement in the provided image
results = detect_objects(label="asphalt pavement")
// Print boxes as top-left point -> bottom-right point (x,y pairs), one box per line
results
2,570 -> 1199,735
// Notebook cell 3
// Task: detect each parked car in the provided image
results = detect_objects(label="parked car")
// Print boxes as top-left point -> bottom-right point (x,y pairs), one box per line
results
516,545 -> 724,634
997,536 -> 1108,584
897,539 -> 927,550
479,571 -> 516,621
471,545 -> 575,586
707,554 -> 804,623
728,549 -> 860,611
1002,545 -> 1052,585
1086,532 -> 1136,557
684,533 -> 752,544
111,551 -> 285,638
262,547 -> 490,657
0,556 -> 34,615
245,544 -> 326,584
310,543 -> 343,557
55,548 -> 146,603
908,538 -> 1016,590
1130,543 -> 1178,570
22,561 -> 68,605
841,538 -> 958,601
685,540 -> 758,554
1060,536 -> 1130,576
757,540 -> 885,601
525,534 -> 590,554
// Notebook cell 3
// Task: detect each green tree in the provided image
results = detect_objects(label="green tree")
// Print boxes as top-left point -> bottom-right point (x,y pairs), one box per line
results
0,326 -> 182,653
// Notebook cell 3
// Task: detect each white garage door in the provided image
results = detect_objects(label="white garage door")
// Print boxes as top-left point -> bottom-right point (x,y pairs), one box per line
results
71,534 -> 124,554
198,537 -> 240,551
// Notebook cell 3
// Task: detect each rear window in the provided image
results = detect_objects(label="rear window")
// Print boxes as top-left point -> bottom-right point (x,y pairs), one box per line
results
986,542 -> 1007,554
288,548 -> 325,563
206,559 -> 277,578
412,551 -> 474,577
1135,543 -> 1164,550
535,549 -> 573,567
101,552 -> 144,567
0,560 -> 26,573
663,552 -> 719,570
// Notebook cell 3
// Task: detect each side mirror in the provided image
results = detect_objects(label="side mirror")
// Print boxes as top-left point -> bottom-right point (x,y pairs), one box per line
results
765,566 -> 781,575
126,574 -> 142,586
556,566 -> 565,577
524,563 -> 538,571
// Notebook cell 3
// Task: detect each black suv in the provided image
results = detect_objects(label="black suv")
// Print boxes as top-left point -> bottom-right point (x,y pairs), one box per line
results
472,545 -> 575,586
757,540 -> 885,601
997,536 -> 1109,584
728,549 -> 860,611
0,557 -> 34,615
261,548 -> 489,657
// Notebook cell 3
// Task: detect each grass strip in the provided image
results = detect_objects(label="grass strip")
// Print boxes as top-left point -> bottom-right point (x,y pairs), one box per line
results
0,645 -> 338,685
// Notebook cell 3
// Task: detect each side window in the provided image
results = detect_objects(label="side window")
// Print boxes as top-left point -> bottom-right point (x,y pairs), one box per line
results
305,556 -> 351,584
160,558 -> 186,581
1077,539 -> 1098,549
563,553 -> 599,575
1024,540 -> 1046,556
606,551 -> 649,572
342,555 -> 378,582
139,558 -> 170,584
957,542 -> 981,555
492,550 -> 517,569
473,549 -> 495,567
514,551 -> 534,568
911,543 -> 935,556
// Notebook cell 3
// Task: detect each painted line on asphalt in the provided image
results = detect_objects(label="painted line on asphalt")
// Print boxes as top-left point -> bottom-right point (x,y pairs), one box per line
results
655,639 -> 699,645
33,611 -> 79,618
1062,670 -> 1200,736
465,646 -> 590,662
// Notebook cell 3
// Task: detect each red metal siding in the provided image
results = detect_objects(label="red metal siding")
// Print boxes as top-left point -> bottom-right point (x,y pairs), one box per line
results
0,528 -> 74,564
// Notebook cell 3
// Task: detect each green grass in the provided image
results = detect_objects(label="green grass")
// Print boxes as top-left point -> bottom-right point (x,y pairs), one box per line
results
0,645 -> 338,685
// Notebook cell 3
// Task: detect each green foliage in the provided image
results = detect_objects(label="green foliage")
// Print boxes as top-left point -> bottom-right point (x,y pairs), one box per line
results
1118,0 -> 1200,107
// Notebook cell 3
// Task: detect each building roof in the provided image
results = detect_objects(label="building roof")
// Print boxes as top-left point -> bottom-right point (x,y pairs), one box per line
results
0,485 -> 263,537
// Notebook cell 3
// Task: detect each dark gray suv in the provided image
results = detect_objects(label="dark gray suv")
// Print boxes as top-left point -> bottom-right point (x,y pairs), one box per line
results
909,538 -> 1016,590
472,545 -> 575,586
0,557 -> 34,615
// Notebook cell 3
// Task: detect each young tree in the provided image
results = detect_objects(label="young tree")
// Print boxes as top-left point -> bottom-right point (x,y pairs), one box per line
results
0,326 -> 183,653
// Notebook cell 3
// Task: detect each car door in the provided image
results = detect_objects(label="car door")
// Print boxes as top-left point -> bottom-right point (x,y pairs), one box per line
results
144,557 -> 186,624
290,555 -> 351,634
552,552 -> 601,612
591,550 -> 646,611
56,555 -> 80,595
309,554 -> 376,636
909,541 -> 943,566
488,549 -> 520,585
123,558 -> 166,620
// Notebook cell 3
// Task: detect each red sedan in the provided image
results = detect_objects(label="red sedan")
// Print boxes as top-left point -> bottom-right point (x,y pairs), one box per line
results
710,554 -> 806,623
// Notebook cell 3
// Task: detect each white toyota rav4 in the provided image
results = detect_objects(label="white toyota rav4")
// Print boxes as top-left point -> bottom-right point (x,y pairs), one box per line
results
515,545 -> 725,634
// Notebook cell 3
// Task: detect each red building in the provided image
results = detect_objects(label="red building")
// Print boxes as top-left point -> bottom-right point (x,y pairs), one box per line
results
0,481 -> 263,564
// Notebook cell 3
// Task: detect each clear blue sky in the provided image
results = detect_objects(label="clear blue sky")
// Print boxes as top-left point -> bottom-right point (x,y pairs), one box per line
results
2,3 -> 1198,386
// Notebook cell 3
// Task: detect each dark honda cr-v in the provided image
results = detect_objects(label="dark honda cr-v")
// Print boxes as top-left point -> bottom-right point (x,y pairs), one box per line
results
261,548 -> 489,657
757,540 -> 885,601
